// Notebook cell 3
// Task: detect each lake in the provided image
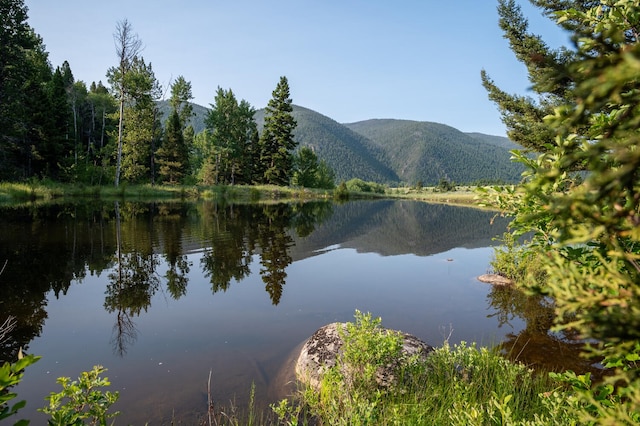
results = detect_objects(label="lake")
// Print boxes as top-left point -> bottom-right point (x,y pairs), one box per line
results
0,199 -> 593,424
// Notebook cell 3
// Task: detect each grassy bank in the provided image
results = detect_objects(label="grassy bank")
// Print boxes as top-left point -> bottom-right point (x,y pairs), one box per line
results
0,182 -> 334,205
0,181 -> 495,209
271,311 -> 571,426
387,186 -> 485,207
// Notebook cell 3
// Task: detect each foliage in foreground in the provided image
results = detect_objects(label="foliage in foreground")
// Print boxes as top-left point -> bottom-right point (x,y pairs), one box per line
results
0,341 -> 118,426
40,365 -> 120,426
0,351 -> 40,425
273,311 -> 568,426
480,1 -> 640,423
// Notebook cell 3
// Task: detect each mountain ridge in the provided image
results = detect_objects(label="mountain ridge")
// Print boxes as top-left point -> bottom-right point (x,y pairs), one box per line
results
159,101 -> 523,185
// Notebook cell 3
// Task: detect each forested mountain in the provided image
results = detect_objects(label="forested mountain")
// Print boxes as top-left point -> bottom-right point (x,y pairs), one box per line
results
157,100 -> 208,134
186,103 -> 523,185
465,132 -> 520,150
343,119 -> 524,185
255,105 -> 399,183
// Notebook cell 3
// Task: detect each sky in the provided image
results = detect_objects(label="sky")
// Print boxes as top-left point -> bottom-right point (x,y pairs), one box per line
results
25,0 -> 570,137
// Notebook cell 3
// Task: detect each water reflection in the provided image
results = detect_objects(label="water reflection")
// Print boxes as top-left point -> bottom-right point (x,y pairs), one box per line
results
486,285 -> 603,377
0,200 -> 598,371
2,199 -> 603,423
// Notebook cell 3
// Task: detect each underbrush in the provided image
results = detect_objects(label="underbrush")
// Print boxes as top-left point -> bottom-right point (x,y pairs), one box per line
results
0,181 -> 334,205
3,311 -> 632,424
274,311 -> 571,425
490,232 -> 547,286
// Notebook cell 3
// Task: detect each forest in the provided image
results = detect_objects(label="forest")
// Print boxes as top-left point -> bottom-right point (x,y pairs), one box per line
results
0,2 -> 331,190
1,0 -> 524,191
3,0 -> 640,423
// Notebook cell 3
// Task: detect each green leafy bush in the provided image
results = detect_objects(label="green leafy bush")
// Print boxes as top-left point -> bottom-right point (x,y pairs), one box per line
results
345,178 -> 385,194
286,311 -> 562,425
40,365 -> 120,426
0,351 -> 41,425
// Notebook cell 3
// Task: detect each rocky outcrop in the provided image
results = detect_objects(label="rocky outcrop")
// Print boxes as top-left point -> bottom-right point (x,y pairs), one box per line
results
477,274 -> 514,286
295,322 -> 433,390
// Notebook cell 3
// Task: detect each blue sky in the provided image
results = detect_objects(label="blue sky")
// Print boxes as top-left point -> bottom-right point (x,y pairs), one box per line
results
25,0 -> 569,136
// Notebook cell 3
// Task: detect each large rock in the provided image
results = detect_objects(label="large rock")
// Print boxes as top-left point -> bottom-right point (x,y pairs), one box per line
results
295,322 -> 433,390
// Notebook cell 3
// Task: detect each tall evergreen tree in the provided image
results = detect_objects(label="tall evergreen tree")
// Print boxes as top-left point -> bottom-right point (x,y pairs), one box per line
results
258,76 -> 297,185
156,110 -> 188,183
481,0 -> 584,153
169,75 -> 194,129
155,76 -> 193,184
43,66 -> 73,178
0,0 -> 65,180
0,0 -> 32,179
116,57 -> 161,183
21,33 -> 68,180
292,146 -> 319,187
236,100 -> 260,184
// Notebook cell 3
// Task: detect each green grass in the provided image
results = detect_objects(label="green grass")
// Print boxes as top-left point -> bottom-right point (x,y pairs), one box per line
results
0,181 -> 500,210
0,182 -> 335,205
387,186 -> 488,207
273,311 -> 573,426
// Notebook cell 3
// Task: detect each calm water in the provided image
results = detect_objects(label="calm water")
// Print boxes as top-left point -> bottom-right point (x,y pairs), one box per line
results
0,199 -> 594,424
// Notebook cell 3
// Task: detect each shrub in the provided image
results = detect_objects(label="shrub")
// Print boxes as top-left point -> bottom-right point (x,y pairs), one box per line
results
0,350 -> 41,425
284,311 -> 563,425
40,365 -> 120,426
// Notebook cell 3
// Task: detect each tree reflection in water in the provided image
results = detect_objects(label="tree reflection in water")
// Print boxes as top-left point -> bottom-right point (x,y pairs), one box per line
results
96,200 -> 333,354
486,285 -> 605,378
200,202 -> 333,304
105,202 -> 160,356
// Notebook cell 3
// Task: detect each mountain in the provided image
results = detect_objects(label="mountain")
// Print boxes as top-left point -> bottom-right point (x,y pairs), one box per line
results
465,132 -> 519,150
162,101 -> 523,185
255,105 -> 399,183
343,119 -> 524,185
157,100 -> 209,134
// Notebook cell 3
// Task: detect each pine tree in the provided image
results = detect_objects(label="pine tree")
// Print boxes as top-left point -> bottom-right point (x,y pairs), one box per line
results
481,0 -> 587,153
259,76 -> 297,185
108,19 -> 142,187
292,146 -> 319,187
156,110 -> 188,183
169,76 -> 194,129
0,0 -> 64,180
155,76 -> 193,184
114,57 -> 161,183
43,66 -> 73,178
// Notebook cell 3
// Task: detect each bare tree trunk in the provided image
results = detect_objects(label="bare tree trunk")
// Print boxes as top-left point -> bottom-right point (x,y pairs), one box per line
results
113,19 -> 142,187
115,95 -> 124,187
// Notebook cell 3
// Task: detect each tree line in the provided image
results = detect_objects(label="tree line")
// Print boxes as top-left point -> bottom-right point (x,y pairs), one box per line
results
0,2 -> 334,189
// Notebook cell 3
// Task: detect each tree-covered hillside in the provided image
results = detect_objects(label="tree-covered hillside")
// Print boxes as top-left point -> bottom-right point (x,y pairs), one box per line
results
256,105 -> 399,184
157,100 -> 208,134
344,119 -> 524,185
465,132 -> 519,150
186,103 -> 523,185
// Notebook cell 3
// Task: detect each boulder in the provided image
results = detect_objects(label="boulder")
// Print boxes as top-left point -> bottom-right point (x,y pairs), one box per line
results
295,322 -> 433,390
477,273 -> 514,286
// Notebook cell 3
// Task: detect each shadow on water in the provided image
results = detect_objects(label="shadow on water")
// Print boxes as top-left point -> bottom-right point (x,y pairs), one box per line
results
486,285 -> 606,379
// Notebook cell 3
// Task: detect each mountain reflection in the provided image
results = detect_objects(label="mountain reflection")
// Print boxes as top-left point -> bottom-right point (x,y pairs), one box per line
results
0,199 -> 504,360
